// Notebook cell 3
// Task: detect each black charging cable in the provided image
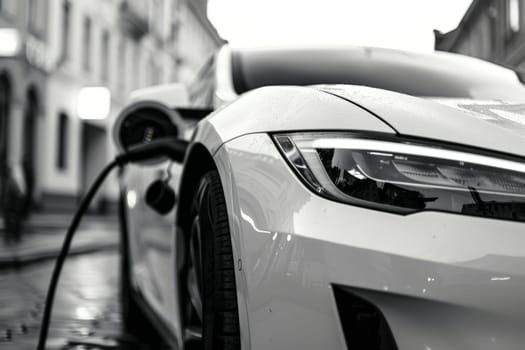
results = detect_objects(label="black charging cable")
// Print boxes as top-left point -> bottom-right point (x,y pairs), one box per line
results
36,138 -> 188,350
36,159 -> 119,350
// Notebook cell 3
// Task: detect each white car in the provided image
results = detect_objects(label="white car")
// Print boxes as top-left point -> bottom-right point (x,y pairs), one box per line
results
113,46 -> 525,350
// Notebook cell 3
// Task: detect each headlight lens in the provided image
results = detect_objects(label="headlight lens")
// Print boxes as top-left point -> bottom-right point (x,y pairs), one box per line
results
274,133 -> 525,222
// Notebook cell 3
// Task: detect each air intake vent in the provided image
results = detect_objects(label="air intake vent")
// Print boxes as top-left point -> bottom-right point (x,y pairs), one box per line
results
333,285 -> 398,350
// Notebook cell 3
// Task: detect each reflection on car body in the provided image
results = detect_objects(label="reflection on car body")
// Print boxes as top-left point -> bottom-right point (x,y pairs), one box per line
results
115,45 -> 525,350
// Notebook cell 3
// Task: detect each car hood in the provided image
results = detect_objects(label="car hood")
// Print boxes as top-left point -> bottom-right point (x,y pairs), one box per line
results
321,85 -> 525,158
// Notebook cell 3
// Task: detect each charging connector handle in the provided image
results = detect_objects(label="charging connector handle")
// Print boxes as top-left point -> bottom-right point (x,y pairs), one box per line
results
116,138 -> 189,164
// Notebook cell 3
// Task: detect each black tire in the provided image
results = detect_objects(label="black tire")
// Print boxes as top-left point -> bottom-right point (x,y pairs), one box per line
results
119,186 -> 162,346
183,171 -> 241,350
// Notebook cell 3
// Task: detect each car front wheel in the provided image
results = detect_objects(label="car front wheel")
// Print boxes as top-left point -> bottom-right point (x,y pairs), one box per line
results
182,170 -> 241,350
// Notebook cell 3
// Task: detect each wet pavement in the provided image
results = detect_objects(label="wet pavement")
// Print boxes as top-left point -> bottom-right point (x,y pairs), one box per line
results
0,251 -> 158,349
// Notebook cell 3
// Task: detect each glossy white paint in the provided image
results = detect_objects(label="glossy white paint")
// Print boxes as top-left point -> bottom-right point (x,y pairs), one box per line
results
322,85 -> 525,158
193,85 -> 395,155
123,85 -> 396,349
123,161 -> 185,349
215,132 -> 525,350
121,83 -> 525,349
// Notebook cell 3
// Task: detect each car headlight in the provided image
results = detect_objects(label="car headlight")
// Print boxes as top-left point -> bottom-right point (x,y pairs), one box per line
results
274,133 -> 525,222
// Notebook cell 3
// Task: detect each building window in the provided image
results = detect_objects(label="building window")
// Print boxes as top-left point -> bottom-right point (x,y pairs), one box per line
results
148,57 -> 160,86
133,43 -> 140,89
57,113 -> 69,170
488,5 -> 499,61
28,0 -> 47,35
508,0 -> 521,33
60,0 -> 70,61
83,17 -> 92,72
1,0 -> 18,17
27,0 -> 36,25
151,0 -> 165,39
101,30 -> 110,83
118,37 -> 126,92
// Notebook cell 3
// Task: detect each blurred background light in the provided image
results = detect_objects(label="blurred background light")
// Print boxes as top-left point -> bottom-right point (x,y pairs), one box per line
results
0,28 -> 22,57
77,87 -> 111,120
127,190 -> 137,209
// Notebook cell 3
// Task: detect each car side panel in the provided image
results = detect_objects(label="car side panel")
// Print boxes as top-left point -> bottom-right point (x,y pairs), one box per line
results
124,161 -> 184,347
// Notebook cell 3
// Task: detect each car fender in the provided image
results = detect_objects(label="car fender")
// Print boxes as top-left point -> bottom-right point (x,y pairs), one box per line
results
192,85 -> 395,156
178,85 -> 395,349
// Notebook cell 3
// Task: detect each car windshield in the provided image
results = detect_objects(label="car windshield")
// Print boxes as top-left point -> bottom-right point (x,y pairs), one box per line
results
231,47 -> 525,101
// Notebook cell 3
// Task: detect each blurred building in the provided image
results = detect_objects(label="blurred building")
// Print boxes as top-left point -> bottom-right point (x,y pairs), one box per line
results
176,0 -> 223,83
0,0 -> 223,214
434,0 -> 525,69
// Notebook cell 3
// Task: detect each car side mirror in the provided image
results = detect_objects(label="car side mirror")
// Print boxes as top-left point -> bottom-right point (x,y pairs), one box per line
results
112,100 -> 187,164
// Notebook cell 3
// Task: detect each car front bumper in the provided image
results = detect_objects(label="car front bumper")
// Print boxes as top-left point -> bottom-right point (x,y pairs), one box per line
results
215,133 -> 525,350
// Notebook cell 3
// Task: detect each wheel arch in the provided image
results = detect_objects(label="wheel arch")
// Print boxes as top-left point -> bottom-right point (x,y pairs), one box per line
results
176,142 -> 218,233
